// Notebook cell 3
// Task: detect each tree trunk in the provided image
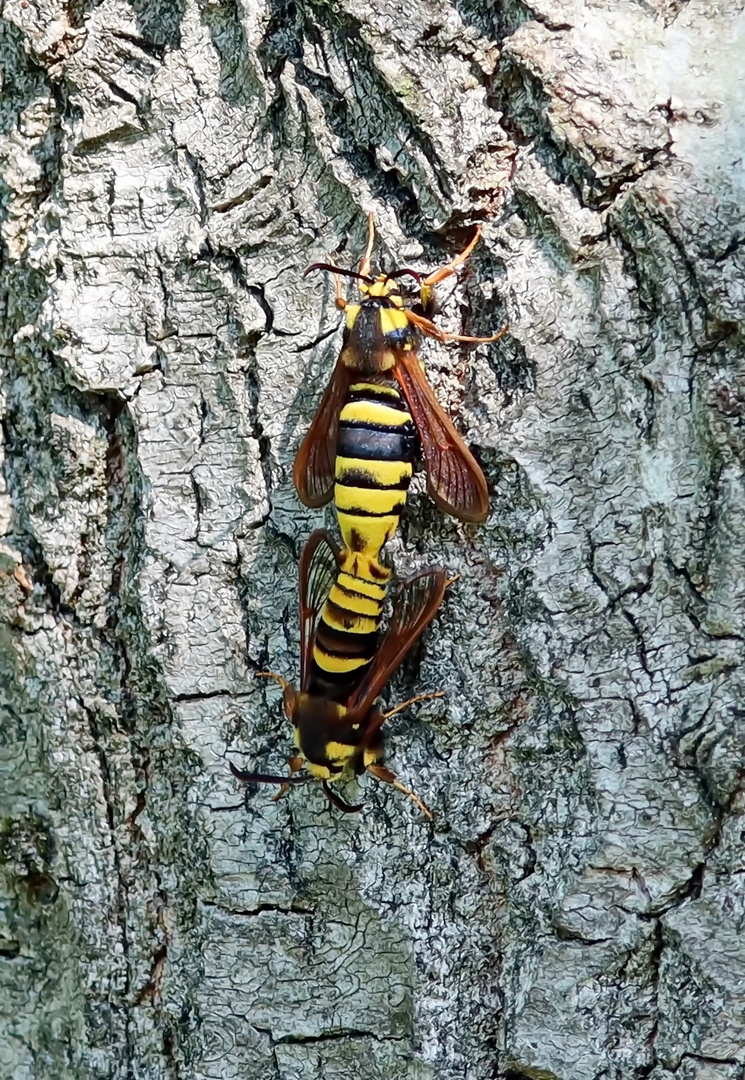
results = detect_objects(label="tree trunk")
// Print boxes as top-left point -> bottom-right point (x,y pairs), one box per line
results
1,0 -> 743,1077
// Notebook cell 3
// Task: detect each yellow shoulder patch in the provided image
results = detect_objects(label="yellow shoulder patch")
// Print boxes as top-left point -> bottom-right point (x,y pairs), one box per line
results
380,307 -> 410,336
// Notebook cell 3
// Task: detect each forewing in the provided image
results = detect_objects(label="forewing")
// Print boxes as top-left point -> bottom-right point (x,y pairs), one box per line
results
346,566 -> 448,715
299,530 -> 341,692
293,359 -> 352,507
394,350 -> 489,523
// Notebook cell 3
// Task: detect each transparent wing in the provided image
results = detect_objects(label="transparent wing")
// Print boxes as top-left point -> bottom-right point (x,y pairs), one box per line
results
394,350 -> 489,523
293,359 -> 352,507
299,529 -> 341,692
346,566 -> 448,715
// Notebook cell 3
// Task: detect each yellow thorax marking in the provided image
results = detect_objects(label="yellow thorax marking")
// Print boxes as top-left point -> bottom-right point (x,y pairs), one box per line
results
366,278 -> 392,297
325,740 -> 357,765
379,307 -> 410,336
295,696 -> 347,720
306,761 -> 334,780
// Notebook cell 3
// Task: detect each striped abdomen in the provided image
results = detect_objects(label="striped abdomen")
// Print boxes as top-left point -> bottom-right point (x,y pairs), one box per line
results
309,379 -> 416,702
309,554 -> 389,701
335,379 -> 417,558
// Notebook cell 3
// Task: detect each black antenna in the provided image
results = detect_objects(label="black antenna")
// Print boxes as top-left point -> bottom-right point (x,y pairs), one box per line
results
384,268 -> 422,284
229,762 -> 313,786
322,781 -> 364,813
304,263 -> 375,283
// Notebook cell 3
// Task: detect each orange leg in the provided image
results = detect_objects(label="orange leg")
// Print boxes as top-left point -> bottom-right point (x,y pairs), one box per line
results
414,226 -> 508,343
272,755 -> 305,801
422,226 -> 482,288
255,671 -> 290,691
317,253 -> 348,310
367,763 -> 432,819
383,691 -> 445,720
359,213 -> 376,278
407,307 -> 508,345
13,564 -> 33,592
334,272 -> 347,310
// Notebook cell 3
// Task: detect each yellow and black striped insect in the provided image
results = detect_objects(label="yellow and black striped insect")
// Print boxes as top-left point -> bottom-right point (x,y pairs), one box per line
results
230,530 -> 448,816
294,215 -> 506,528
299,371 -> 417,700
287,218 -> 503,738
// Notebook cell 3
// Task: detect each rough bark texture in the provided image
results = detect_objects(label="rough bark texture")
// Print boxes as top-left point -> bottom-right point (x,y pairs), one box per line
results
1,0 -> 744,1077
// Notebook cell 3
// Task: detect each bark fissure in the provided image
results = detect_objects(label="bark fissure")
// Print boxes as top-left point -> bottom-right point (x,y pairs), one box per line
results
2,0 -> 744,1078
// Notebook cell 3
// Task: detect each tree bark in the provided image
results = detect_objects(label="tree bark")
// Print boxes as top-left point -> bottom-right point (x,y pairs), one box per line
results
1,0 -> 744,1077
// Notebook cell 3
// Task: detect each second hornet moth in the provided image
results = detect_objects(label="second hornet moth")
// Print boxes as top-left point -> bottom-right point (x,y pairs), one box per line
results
230,530 -> 449,817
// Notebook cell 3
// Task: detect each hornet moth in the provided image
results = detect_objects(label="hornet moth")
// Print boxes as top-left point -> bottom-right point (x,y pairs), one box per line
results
294,214 -> 507,526
230,529 -> 449,817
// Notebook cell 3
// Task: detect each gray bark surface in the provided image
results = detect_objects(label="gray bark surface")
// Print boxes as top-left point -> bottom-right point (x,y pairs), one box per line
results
0,0 -> 743,1077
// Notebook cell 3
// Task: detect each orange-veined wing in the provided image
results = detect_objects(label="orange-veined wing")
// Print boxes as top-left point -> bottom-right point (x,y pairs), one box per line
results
293,358 -> 352,507
394,349 -> 489,523
298,529 -> 341,692
346,566 -> 448,717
